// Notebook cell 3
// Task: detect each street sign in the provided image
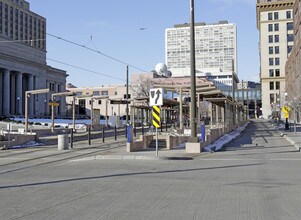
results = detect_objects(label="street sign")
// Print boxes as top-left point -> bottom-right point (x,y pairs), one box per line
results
149,88 -> 163,106
49,102 -> 59,106
282,106 -> 291,119
152,106 -> 161,128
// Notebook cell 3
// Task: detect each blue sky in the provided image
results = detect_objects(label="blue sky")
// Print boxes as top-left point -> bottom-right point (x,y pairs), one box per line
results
29,0 -> 259,87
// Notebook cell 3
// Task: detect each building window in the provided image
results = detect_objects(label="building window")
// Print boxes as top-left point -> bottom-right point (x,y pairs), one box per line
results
274,12 -> 279,20
49,82 -> 55,91
268,35 -> 273,43
275,69 -> 280,77
101,91 -> 108,96
124,94 -> 131,99
98,100 -> 102,105
268,13 -> 273,20
268,24 -> 273,32
276,81 -> 280,90
93,91 -> 100,96
269,58 -> 274,66
270,94 -> 275,104
274,23 -> 279,31
269,69 -> 274,77
287,34 -> 294,42
287,22 -> 293,31
270,82 -> 274,90
76,92 -> 82,96
269,47 -> 273,54
275,46 -> 279,54
274,35 -> 279,43
287,45 -> 293,53
286,11 -> 291,19
275,58 -> 280,65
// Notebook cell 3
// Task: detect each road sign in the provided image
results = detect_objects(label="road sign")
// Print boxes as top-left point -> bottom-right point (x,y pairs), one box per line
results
282,106 -> 291,113
152,106 -> 161,128
49,102 -> 59,106
149,88 -> 163,106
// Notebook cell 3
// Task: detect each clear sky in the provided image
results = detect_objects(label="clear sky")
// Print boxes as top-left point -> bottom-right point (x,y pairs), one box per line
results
29,0 -> 259,87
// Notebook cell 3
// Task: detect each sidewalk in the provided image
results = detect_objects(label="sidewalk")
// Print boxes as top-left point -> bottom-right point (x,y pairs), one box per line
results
277,123 -> 301,151
70,145 -> 200,162
39,133 -> 201,161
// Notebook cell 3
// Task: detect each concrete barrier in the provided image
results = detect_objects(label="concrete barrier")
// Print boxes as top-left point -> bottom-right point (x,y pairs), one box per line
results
126,135 -> 153,152
0,133 -> 37,149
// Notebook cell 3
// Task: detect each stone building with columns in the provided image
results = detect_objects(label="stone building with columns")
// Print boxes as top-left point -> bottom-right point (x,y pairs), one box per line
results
0,0 -> 68,117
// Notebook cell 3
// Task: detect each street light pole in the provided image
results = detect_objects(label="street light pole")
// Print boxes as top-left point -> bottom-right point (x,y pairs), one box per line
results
25,89 -> 50,133
72,96 -> 76,131
190,0 -> 197,141
126,65 -> 129,125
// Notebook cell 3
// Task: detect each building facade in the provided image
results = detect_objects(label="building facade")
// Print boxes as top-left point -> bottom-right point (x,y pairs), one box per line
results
256,0 -> 294,119
285,0 -> 301,123
65,84 -> 130,119
165,21 -> 237,74
0,0 -> 67,117
169,67 -> 239,94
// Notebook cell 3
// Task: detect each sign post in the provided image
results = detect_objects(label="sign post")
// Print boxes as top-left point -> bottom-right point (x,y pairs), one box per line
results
150,88 -> 163,156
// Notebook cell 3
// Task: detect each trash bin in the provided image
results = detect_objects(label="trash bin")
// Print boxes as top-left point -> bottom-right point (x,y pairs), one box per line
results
58,134 -> 69,150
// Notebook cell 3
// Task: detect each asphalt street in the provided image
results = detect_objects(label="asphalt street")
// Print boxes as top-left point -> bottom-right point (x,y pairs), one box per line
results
1,120 -> 301,220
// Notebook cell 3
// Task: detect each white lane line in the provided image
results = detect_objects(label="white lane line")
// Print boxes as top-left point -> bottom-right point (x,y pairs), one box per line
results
201,158 -> 301,161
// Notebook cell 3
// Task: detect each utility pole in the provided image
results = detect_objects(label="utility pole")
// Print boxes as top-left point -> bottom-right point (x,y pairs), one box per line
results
126,65 -> 129,125
190,0 -> 197,141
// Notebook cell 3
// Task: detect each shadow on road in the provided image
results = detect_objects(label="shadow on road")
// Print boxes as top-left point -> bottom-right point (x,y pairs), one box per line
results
0,163 -> 263,190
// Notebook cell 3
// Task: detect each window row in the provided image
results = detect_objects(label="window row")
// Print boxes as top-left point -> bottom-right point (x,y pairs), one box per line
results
269,81 -> 280,90
269,58 -> 280,66
268,11 -> 291,20
269,46 -> 293,55
268,34 -> 294,43
268,23 -> 293,32
269,46 -> 279,54
269,69 -> 280,77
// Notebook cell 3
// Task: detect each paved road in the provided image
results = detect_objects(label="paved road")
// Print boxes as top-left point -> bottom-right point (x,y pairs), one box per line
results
1,120 -> 301,220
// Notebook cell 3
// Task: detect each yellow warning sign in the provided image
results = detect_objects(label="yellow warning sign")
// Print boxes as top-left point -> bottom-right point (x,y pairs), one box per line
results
49,102 -> 59,106
282,106 -> 291,119
152,106 -> 161,128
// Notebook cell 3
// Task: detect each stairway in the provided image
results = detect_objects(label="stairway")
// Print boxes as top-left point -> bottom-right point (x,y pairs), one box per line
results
149,139 -> 166,148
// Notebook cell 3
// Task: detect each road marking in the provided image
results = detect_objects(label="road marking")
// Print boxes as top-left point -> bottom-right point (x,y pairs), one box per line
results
201,158 -> 301,161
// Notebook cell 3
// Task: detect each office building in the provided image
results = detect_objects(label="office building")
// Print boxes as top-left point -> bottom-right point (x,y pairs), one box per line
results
165,21 -> 237,74
256,0 -> 294,119
0,0 -> 67,117
285,0 -> 301,123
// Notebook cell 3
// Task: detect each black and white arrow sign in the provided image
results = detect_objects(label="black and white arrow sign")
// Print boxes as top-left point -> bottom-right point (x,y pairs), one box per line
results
149,88 -> 163,106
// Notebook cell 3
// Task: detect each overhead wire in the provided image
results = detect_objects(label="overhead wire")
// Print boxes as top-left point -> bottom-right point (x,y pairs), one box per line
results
47,33 -> 148,72
47,57 -> 127,82
0,37 -> 132,83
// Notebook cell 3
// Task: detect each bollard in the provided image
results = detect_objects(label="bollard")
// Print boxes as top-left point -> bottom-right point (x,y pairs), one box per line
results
58,134 -> 69,150
161,122 -> 163,132
142,124 -> 144,135
70,128 -> 74,148
88,126 -> 91,145
134,126 -> 136,137
201,124 -> 205,142
114,125 -> 117,141
166,122 -> 167,132
125,124 -> 127,139
102,126 -> 105,143
127,125 -> 132,143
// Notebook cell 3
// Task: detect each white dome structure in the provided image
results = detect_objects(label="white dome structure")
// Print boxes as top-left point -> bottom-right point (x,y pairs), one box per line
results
155,63 -> 167,76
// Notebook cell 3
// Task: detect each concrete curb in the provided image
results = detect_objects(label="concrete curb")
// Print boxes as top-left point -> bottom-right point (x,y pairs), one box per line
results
278,130 -> 301,151
69,154 -> 194,162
